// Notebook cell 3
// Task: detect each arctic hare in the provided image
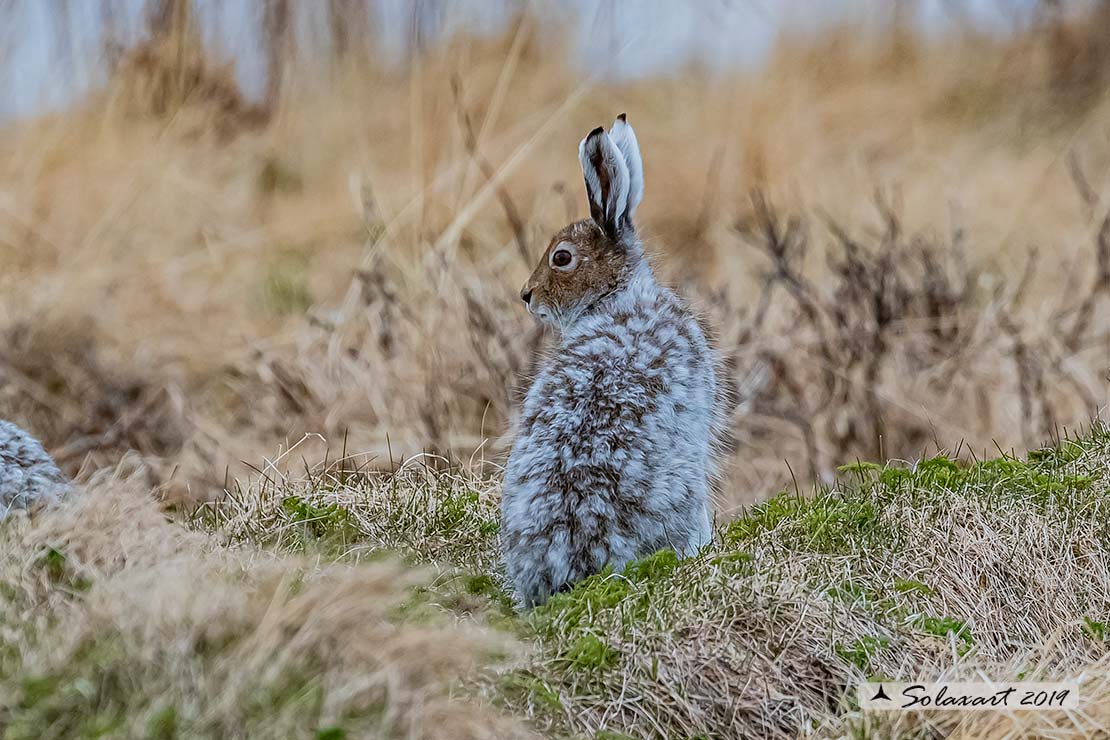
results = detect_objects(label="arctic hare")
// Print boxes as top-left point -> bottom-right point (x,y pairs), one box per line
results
0,420 -> 68,520
501,114 -> 718,608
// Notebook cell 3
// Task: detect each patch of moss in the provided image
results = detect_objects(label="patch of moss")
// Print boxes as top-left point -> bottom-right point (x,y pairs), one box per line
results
623,548 -> 681,582
281,496 -> 361,552
851,448 -> 1101,516
835,635 -> 890,673
1082,617 -> 1107,641
1027,439 -> 1085,466
727,490 -> 893,555
562,633 -> 618,670
532,568 -> 629,634
724,491 -> 803,543
427,487 -> 481,534
464,573 -> 502,598
530,548 -> 695,638
499,674 -> 563,712
836,461 -> 883,479
968,457 -> 1096,510
893,579 -> 933,597
801,498 -> 889,553
370,476 -> 502,573
915,615 -> 973,650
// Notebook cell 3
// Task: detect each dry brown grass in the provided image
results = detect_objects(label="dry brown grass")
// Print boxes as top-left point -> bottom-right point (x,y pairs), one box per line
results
183,421 -> 1110,740
504,429 -> 1110,739
2,8 -> 1110,509
5,7 -> 1110,739
7,430 -> 1110,739
0,465 -> 532,739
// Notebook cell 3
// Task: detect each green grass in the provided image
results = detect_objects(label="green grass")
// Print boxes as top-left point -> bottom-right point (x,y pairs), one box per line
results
189,426 -> 1110,737
10,426 -> 1110,739
503,427 -> 1110,736
0,569 -> 391,740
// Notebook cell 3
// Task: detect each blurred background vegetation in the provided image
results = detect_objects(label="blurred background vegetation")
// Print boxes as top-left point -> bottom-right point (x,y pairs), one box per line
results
2,0 -> 1110,510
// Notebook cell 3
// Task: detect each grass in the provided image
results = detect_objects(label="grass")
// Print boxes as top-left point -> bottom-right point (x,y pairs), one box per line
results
6,427 -> 1110,737
4,5 -> 1110,738
18,423 -> 1071,738
3,7 -> 1110,514
0,469 -> 533,740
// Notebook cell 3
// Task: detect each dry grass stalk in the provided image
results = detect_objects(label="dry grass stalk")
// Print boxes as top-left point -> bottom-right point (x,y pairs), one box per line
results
191,422 -> 1110,739
0,466 -> 533,738
1,6 -> 1109,509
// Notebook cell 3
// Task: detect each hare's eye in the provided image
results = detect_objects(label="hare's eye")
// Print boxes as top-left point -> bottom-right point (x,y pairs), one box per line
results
551,249 -> 574,269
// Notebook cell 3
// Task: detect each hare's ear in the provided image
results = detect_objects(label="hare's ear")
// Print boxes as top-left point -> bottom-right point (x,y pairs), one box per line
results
579,126 -> 630,240
608,113 -> 643,223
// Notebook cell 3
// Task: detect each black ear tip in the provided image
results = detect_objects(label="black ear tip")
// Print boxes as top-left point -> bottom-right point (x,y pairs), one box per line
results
617,112 -> 627,122
587,125 -> 605,139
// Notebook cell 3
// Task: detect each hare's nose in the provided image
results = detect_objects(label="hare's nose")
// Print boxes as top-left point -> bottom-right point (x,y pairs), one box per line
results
520,288 -> 533,305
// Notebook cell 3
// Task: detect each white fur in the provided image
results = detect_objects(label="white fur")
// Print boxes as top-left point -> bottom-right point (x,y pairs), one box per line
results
608,115 -> 644,221
0,420 -> 68,520
503,115 -> 719,608
578,128 -> 630,236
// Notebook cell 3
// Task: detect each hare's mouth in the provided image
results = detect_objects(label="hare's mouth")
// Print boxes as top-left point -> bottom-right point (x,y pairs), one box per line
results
528,303 -> 555,324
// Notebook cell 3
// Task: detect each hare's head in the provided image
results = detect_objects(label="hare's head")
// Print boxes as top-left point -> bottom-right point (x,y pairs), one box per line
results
521,114 -> 645,327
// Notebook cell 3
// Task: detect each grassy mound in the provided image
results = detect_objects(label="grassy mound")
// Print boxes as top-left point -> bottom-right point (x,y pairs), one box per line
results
199,427 -> 1110,739
0,470 -> 532,740
5,427 -> 1110,738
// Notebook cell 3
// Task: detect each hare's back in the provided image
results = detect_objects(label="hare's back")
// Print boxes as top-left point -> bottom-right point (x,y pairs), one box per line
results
611,294 -> 715,405
0,420 -> 67,514
532,311 -> 711,438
